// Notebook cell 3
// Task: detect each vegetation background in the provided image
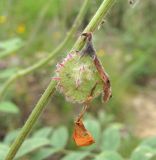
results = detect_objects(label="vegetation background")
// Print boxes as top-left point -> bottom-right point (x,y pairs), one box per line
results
0,0 -> 156,159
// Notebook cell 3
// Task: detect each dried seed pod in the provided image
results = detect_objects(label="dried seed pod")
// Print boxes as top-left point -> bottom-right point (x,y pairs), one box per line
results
53,32 -> 112,103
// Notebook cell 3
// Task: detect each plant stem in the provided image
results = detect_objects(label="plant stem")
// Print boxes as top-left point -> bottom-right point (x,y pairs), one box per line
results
5,0 -> 116,159
0,0 -> 89,99
5,80 -> 57,160
73,0 -> 115,50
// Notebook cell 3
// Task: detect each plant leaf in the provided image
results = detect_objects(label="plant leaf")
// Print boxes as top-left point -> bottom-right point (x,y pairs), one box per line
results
0,101 -> 19,114
61,151 -> 89,160
81,118 -> 101,150
0,143 -> 9,160
0,68 -> 19,80
15,138 -> 50,159
130,145 -> 156,160
32,147 -> 57,160
4,129 -> 21,145
50,126 -> 68,149
33,127 -> 53,138
0,38 -> 24,59
140,137 -> 156,148
84,119 -> 101,142
95,151 -> 123,160
101,124 -> 122,151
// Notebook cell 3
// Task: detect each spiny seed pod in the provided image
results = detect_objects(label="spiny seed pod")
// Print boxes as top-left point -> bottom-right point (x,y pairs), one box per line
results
53,52 -> 103,103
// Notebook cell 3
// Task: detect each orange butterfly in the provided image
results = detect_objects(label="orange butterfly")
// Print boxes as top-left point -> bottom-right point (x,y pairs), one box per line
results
73,119 -> 95,146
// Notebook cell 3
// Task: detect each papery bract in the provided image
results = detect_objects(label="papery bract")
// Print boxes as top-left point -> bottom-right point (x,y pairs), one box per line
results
73,119 -> 95,146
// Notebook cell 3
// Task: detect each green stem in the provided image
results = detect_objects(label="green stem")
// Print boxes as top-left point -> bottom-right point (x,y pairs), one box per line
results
6,80 -> 57,160
73,0 -> 115,50
5,0 -> 116,159
0,0 -> 89,99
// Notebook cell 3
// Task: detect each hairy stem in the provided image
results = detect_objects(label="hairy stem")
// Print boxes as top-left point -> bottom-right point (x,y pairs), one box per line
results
5,0 -> 116,159
0,0 -> 89,99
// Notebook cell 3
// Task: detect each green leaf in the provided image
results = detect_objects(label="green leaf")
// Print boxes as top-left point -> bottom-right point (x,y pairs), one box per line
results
98,111 -> 114,125
4,129 -> 21,145
140,137 -> 156,148
15,138 -> 50,159
32,148 -> 57,160
33,127 -> 53,138
101,124 -> 122,151
95,151 -> 123,160
0,101 -> 19,114
50,126 -> 68,149
81,118 -> 101,151
130,145 -> 156,160
61,151 -> 89,160
0,68 -> 19,80
84,119 -> 101,141
0,143 -> 9,160
0,38 -> 24,59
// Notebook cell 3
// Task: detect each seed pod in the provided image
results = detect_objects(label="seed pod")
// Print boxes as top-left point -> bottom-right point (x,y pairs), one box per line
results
53,52 -> 103,103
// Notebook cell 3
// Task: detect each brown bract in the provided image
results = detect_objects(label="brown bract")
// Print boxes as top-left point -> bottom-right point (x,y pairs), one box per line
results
81,32 -> 112,102
73,119 -> 95,146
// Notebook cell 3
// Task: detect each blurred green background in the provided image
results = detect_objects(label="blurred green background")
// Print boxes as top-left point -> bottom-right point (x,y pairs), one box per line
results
0,0 -> 156,159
